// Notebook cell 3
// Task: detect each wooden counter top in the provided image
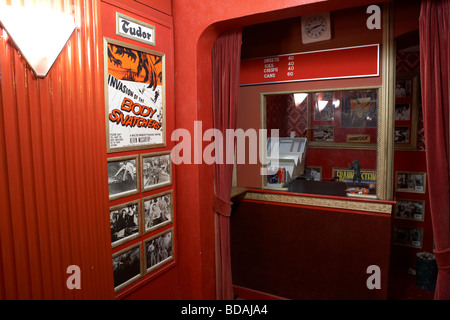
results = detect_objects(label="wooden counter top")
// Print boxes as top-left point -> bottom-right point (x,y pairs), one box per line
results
231,180 -> 395,215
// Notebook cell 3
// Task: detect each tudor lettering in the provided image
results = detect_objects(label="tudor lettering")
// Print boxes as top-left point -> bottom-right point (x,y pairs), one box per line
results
118,16 -> 155,45
121,20 -> 152,40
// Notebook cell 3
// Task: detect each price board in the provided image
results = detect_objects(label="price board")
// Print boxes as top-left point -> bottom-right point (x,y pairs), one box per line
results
240,44 -> 380,86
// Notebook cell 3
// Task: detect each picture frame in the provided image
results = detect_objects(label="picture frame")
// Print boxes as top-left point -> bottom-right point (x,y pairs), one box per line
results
346,133 -> 371,143
313,91 -> 336,121
108,155 -> 140,201
341,89 -> 378,128
393,226 -> 423,248
144,228 -> 174,274
395,171 -> 426,194
141,151 -> 172,192
395,103 -> 411,121
304,166 -> 322,181
395,73 -> 419,150
143,191 -> 173,233
116,12 -> 155,46
394,126 -> 410,144
395,79 -> 412,98
104,38 -> 166,153
110,200 -> 141,248
112,242 -> 143,292
313,125 -> 334,142
394,199 -> 425,222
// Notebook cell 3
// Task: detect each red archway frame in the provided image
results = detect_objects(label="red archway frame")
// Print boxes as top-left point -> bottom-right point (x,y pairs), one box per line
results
172,0 -> 389,299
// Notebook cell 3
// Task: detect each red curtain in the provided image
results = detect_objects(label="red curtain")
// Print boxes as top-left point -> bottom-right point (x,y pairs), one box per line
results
420,0 -> 450,300
212,29 -> 242,300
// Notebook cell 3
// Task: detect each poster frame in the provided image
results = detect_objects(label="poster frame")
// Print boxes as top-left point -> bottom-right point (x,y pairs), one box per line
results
104,37 -> 166,153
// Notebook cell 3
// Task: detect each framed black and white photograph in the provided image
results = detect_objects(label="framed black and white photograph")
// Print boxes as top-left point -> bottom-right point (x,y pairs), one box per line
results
395,79 -> 412,98
395,73 -> 419,151
144,228 -> 174,274
394,126 -> 410,143
394,199 -> 425,221
393,226 -> 423,248
143,191 -> 173,233
395,171 -> 426,193
110,200 -> 141,248
304,166 -> 322,181
313,91 -> 335,121
395,103 -> 411,120
112,243 -> 142,292
313,125 -> 334,142
141,151 -> 172,192
108,155 -> 140,200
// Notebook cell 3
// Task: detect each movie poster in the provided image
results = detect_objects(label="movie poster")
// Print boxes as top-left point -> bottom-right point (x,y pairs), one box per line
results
332,167 -> 376,184
105,38 -> 165,152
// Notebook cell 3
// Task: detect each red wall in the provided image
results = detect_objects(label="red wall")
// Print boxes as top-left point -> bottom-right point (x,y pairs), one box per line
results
0,0 -> 404,300
0,0 -> 178,300
0,0 -> 113,299
230,200 -> 391,299
171,0 -> 388,299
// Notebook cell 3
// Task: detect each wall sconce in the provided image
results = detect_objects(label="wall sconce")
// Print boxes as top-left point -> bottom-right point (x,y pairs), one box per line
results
293,93 -> 308,106
0,4 -> 76,78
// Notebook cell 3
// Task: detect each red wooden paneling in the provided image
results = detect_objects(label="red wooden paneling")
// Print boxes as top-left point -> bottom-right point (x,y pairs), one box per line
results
230,200 -> 392,299
101,0 -> 172,26
100,0 -> 177,299
0,0 -> 113,299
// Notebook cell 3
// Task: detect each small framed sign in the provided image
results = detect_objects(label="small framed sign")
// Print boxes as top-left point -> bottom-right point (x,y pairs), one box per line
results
116,12 -> 155,46
346,134 -> 371,143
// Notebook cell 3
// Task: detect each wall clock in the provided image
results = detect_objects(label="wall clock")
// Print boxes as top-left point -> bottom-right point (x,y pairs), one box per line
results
301,12 -> 332,44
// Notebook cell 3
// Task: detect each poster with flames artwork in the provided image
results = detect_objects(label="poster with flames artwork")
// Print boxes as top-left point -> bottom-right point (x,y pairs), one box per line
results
105,38 -> 165,153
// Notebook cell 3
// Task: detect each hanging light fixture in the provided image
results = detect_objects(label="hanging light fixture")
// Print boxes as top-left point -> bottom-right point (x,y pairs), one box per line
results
0,4 -> 76,78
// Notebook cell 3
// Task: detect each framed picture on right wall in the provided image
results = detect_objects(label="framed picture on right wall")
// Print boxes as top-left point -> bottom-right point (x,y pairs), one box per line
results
394,199 -> 425,222
395,171 -> 426,194
393,226 -> 423,248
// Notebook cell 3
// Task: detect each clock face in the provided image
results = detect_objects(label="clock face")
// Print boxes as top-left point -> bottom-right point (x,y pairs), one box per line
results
305,15 -> 328,38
